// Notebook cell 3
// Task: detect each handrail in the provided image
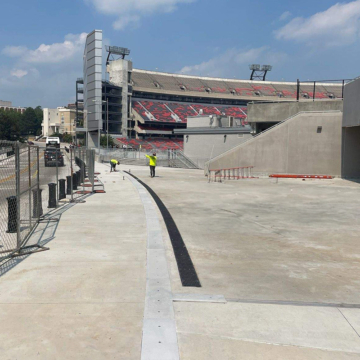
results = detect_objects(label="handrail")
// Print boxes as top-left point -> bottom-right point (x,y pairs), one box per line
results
208,166 -> 256,182
211,166 -> 254,171
205,110 -> 342,169
177,150 -> 200,169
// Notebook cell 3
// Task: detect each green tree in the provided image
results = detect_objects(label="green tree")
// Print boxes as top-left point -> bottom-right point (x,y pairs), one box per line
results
49,132 -> 63,140
62,133 -> 73,143
0,110 -> 22,140
100,135 -> 114,147
21,108 -> 38,135
34,106 -> 43,134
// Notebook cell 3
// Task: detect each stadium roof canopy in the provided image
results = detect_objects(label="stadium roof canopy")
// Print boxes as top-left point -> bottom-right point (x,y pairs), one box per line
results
131,69 -> 344,102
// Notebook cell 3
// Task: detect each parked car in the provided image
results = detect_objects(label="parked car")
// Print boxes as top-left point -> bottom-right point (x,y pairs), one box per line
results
27,141 -> 34,146
44,148 -> 64,167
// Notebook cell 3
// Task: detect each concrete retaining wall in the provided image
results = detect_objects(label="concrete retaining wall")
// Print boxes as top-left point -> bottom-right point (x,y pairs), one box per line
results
206,111 -> 343,177
184,133 -> 252,169
248,100 -> 343,123
343,77 -> 360,127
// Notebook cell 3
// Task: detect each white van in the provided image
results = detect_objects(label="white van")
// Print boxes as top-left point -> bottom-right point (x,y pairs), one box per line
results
46,137 -> 60,148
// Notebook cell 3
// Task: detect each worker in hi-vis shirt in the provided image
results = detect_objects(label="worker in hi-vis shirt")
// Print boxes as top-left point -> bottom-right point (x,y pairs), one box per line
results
145,153 -> 157,178
110,159 -> 119,172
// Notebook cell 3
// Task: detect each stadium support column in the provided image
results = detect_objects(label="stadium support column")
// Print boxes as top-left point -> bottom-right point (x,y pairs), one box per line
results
83,29 -> 103,149
107,58 -> 133,138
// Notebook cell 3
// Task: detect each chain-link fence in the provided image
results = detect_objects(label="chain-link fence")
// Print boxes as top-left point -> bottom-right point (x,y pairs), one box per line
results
0,142 -> 96,264
0,141 -> 40,261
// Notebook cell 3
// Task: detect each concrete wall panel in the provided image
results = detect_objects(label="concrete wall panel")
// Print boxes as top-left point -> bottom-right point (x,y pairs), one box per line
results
248,100 -> 343,123
343,77 -> 360,127
184,133 -> 252,169
207,111 -> 342,176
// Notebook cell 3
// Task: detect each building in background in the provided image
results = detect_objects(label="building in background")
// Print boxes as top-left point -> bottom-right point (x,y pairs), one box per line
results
42,107 -> 76,138
59,107 -> 76,136
42,108 -> 60,137
0,100 -> 26,114
76,75 -> 121,146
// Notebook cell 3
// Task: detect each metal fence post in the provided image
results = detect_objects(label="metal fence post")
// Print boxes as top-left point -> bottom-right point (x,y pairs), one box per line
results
56,148 -> 59,206
70,148 -> 74,202
37,146 -> 40,217
28,145 -> 32,228
91,150 -> 95,193
15,142 -> 21,249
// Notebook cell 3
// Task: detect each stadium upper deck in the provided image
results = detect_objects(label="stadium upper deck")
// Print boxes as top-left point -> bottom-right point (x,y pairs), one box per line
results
131,69 -> 344,102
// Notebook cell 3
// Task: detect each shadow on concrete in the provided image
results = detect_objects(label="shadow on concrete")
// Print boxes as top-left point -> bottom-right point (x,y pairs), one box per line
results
0,194 -> 93,278
344,178 -> 360,185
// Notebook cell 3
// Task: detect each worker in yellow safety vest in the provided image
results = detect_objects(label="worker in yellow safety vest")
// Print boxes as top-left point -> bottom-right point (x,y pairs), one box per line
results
110,159 -> 120,172
145,153 -> 157,178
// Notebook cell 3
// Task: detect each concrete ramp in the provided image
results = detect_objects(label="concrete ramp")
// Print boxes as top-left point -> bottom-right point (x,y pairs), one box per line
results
206,111 -> 342,177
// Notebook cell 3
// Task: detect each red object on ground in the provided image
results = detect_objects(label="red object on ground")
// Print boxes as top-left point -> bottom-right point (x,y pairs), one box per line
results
269,174 -> 333,179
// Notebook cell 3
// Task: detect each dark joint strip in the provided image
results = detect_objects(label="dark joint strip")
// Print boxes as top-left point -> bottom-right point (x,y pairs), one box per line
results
125,171 -> 201,287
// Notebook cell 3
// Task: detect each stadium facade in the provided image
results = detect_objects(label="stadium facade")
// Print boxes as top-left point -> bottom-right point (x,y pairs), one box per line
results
80,29 -> 344,150
80,29 -> 360,178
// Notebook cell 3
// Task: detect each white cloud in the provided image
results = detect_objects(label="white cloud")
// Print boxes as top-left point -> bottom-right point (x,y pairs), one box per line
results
279,11 -> 291,21
180,47 -> 288,78
113,15 -> 141,30
275,0 -> 360,46
2,46 -> 27,57
10,69 -> 28,78
0,33 -> 87,107
2,33 -> 87,64
85,0 -> 195,29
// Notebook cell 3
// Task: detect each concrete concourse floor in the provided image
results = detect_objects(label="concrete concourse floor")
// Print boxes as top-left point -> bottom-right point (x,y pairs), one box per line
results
0,163 -> 147,359
122,164 -> 360,359
1,162 -> 360,359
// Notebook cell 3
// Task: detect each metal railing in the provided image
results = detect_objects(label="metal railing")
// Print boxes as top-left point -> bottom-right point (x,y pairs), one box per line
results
208,166 -> 256,182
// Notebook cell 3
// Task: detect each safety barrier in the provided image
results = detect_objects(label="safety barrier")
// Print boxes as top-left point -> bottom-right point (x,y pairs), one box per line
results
0,143 -> 97,265
208,166 -> 256,182
269,174 -> 333,179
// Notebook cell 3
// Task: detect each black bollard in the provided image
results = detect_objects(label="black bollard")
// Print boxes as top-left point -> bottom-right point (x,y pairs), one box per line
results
48,183 -> 57,208
6,196 -> 17,233
80,165 -> 85,184
66,175 -> 72,195
76,170 -> 81,185
32,188 -> 43,218
58,179 -> 66,200
72,173 -> 78,190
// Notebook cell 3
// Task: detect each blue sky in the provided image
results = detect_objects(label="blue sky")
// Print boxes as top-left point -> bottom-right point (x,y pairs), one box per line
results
1,0 -> 360,108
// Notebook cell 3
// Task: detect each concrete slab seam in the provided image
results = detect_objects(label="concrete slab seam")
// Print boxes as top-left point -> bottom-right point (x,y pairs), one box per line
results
172,294 -> 227,303
337,308 -> 360,338
123,171 -> 180,360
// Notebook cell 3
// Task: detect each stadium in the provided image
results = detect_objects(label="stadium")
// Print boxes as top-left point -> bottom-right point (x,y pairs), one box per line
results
80,30 -> 359,177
